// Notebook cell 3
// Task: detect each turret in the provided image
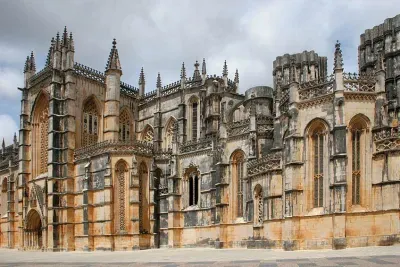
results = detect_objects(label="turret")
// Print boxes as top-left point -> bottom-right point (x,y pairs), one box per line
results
104,38 -> 122,141
139,67 -> 145,97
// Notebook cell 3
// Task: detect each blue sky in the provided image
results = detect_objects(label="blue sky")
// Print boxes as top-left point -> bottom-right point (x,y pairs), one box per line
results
0,0 -> 399,144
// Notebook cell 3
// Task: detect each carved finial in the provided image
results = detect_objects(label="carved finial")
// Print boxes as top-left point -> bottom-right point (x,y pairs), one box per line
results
30,51 -> 36,72
55,32 -> 60,50
139,67 -> 145,85
69,32 -> 74,51
180,62 -> 186,79
193,60 -> 201,80
62,26 -> 68,46
222,60 -> 228,76
105,38 -> 121,71
202,58 -> 206,75
46,37 -> 55,67
24,56 -> 30,73
334,40 -> 343,71
234,69 -> 239,83
156,72 -> 162,88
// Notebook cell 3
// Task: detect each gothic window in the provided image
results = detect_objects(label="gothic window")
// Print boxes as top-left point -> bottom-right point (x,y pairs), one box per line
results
164,118 -> 176,150
232,150 -> 245,218
254,184 -> 263,226
307,119 -> 327,209
119,109 -> 132,142
82,98 -> 99,147
188,97 -> 199,141
142,125 -> 154,143
115,160 -> 128,233
32,93 -> 49,178
139,162 -> 150,233
183,166 -> 200,208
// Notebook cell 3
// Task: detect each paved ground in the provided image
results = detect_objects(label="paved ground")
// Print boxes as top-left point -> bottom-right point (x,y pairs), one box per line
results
0,245 -> 399,266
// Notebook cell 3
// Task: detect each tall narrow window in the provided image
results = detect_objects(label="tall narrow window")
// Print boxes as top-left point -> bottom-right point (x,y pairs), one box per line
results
139,162 -> 149,233
232,151 -> 245,218
313,131 -> 324,208
82,98 -> 99,147
188,173 -> 199,206
352,130 -> 361,205
39,108 -> 49,174
32,93 -> 49,177
119,110 -> 131,141
192,102 -> 198,140
115,161 -> 127,233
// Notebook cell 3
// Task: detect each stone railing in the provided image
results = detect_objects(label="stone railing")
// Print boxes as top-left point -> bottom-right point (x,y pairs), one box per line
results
298,74 -> 334,101
247,151 -> 282,176
154,149 -> 172,160
74,62 -> 105,83
373,127 -> 400,152
227,118 -> 250,137
120,81 -> 139,96
343,72 -> 375,92
74,140 -> 153,161
161,81 -> 181,97
179,136 -> 213,154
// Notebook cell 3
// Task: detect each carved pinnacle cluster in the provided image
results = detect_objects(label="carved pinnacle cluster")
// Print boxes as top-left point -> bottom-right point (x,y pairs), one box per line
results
139,67 -> 145,85
334,40 -> 343,70
156,72 -> 162,88
193,60 -> 201,81
180,62 -> 186,79
222,60 -> 228,76
105,38 -> 122,71
202,58 -> 206,75
24,51 -> 36,73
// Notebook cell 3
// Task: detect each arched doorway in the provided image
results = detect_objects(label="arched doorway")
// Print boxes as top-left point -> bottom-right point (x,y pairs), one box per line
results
25,209 -> 43,249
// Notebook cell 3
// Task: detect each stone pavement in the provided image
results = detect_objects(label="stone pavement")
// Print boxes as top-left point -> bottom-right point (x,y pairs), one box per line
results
0,245 -> 399,266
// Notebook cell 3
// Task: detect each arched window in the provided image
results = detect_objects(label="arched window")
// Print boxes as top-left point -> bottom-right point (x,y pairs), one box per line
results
348,114 -> 369,206
0,178 -> 7,216
183,165 -> 200,208
164,118 -> 176,150
188,97 -> 199,141
82,98 -> 99,147
307,119 -> 327,209
115,160 -> 128,233
142,125 -> 154,143
254,184 -> 263,226
32,93 -> 49,177
139,162 -> 150,233
231,150 -> 245,218
119,109 -> 132,141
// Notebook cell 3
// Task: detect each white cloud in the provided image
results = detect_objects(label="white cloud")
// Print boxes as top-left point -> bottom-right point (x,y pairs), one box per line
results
0,114 -> 18,145
0,67 -> 23,99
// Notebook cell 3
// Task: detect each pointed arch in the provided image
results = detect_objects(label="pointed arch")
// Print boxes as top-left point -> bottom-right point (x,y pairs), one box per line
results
187,95 -> 200,141
305,118 -> 329,209
119,107 -> 134,141
32,91 -> 49,178
183,163 -> 200,208
231,149 -> 246,218
348,114 -> 370,206
82,95 -> 101,147
163,116 -> 177,150
141,124 -> 154,143
139,162 -> 150,233
114,159 -> 129,233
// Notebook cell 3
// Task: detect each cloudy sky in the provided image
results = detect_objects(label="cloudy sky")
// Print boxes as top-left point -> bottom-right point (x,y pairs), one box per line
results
0,0 -> 398,144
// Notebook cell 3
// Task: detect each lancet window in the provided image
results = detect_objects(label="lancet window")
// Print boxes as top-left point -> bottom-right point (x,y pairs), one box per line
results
82,98 -> 99,147
119,109 -> 131,141
232,150 -> 245,218
313,131 -> 324,208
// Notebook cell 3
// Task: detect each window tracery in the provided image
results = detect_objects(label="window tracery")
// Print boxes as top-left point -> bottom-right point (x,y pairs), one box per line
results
119,109 -> 131,141
82,99 -> 99,147
352,129 -> 361,205
313,131 -> 324,208
232,151 -> 245,218
39,108 -> 49,174
142,126 -> 154,143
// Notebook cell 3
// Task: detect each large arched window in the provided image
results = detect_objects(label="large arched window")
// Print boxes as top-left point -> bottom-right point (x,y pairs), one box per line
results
32,93 -> 49,177
348,114 -> 369,206
139,162 -> 150,233
164,117 -> 176,150
307,119 -> 328,208
183,165 -> 200,208
119,109 -> 132,141
141,125 -> 154,143
188,97 -> 199,141
114,160 -> 128,233
231,150 -> 245,218
82,98 -> 99,147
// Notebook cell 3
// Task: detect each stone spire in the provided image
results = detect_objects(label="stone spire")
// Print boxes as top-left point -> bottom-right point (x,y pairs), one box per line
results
105,38 -> 122,71
68,32 -> 74,51
55,32 -> 61,51
139,67 -> 145,97
13,133 -> 17,149
202,58 -> 206,75
62,26 -> 68,47
1,138 -> 5,155
222,60 -> 228,77
193,60 -> 201,81
46,37 -> 55,67
30,51 -> 36,72
156,72 -> 162,88
24,52 -> 35,73
234,69 -> 239,83
180,62 -> 186,79
23,56 -> 30,73
334,40 -> 343,71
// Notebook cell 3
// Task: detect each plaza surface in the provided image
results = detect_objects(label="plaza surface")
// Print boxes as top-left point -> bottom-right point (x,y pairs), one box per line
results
0,246 -> 399,266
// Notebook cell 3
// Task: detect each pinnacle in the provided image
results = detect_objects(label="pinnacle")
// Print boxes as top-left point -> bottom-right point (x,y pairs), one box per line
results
181,62 -> 186,79
223,60 -> 228,76
30,51 -> 36,72
157,72 -> 162,88
334,40 -> 343,71
105,38 -> 121,71
139,67 -> 145,85
234,69 -> 239,83
202,58 -> 206,75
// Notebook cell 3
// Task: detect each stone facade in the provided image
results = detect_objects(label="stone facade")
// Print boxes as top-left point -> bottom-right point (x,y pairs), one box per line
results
0,15 -> 400,251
